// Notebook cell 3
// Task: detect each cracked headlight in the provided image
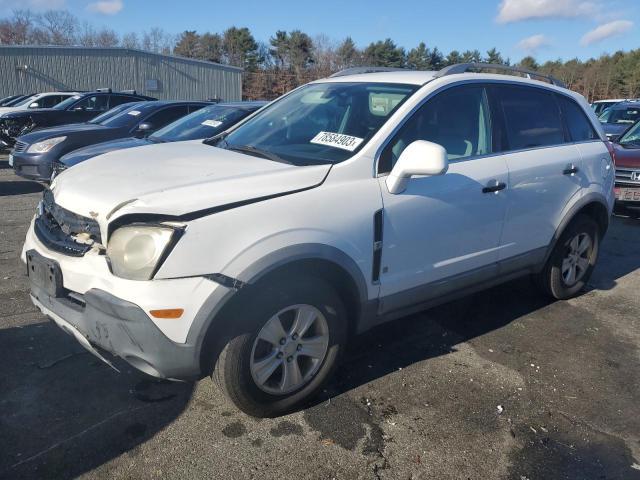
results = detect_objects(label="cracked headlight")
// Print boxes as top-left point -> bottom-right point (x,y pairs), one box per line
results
107,225 -> 179,280
27,136 -> 67,153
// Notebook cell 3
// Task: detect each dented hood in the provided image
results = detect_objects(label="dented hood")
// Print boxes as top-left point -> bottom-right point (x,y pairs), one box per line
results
51,140 -> 331,228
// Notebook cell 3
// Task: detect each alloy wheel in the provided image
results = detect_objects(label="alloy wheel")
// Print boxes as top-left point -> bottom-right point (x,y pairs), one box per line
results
250,304 -> 329,395
561,232 -> 592,286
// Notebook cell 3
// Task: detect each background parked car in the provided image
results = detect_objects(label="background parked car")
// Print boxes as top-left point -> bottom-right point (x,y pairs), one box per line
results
54,101 -> 267,176
0,91 -> 80,116
598,101 -> 640,140
591,99 -> 625,116
0,89 -> 156,148
611,119 -> 640,210
11,100 -> 207,181
0,94 -> 31,106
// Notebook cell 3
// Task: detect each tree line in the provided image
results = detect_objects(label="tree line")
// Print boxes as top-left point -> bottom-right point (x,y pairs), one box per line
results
0,8 -> 638,101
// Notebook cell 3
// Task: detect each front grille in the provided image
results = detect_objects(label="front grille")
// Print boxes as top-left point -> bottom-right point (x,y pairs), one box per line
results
13,141 -> 28,153
34,190 -> 102,256
615,167 -> 640,186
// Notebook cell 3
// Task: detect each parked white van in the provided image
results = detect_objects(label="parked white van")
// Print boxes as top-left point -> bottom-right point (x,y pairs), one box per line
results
23,64 -> 615,416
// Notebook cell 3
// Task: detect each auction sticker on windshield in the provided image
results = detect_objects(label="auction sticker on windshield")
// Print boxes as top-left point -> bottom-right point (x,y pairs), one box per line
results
128,110 -> 142,116
202,119 -> 223,128
310,131 -> 364,152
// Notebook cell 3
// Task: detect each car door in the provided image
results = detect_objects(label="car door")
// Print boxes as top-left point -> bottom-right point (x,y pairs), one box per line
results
376,84 -> 509,314
488,84 -> 585,268
557,94 -> 612,200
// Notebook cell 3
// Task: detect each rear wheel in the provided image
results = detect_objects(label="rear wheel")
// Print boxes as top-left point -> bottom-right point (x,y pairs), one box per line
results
535,214 -> 600,300
213,276 -> 347,417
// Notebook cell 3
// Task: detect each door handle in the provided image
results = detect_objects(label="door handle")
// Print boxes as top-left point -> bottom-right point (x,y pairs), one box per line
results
563,164 -> 579,175
482,180 -> 507,194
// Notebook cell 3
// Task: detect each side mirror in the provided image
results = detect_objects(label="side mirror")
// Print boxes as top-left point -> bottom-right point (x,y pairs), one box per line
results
386,140 -> 449,194
28,102 -> 39,108
135,122 -> 154,137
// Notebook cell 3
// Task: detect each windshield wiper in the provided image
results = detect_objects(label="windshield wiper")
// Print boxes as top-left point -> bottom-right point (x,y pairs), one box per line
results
224,144 -> 291,164
148,136 -> 166,143
203,131 -> 228,146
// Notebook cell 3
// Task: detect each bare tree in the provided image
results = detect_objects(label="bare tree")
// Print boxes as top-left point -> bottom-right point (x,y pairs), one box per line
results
121,31 -> 140,49
0,10 -> 35,45
37,10 -> 78,45
142,27 -> 174,54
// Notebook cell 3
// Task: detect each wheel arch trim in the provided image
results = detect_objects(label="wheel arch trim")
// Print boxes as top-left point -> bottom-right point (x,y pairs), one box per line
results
542,192 -> 611,268
186,243 -> 370,373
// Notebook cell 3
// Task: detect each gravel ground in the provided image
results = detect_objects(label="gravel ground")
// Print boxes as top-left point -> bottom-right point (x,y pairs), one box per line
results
1,154 -> 639,480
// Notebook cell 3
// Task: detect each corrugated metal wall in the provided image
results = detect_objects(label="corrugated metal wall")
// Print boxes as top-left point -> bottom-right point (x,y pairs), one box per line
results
0,46 -> 242,101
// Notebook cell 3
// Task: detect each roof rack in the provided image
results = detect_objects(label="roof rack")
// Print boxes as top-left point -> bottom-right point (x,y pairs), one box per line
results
329,67 -> 410,78
434,63 -> 566,88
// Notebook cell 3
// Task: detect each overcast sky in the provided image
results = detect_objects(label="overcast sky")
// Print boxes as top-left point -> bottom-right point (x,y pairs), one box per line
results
0,0 -> 638,61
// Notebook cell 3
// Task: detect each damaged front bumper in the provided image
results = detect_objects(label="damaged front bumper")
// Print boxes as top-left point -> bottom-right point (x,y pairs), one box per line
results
31,284 -> 202,380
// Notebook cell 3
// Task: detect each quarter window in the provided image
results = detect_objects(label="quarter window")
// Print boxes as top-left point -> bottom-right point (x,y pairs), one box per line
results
380,85 -> 491,173
495,86 -> 564,150
557,96 -> 598,142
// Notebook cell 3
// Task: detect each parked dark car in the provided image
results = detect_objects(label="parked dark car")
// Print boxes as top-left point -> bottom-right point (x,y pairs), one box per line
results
11,100 -> 208,181
611,119 -> 640,211
0,89 -> 156,148
598,101 -> 640,141
54,101 -> 267,176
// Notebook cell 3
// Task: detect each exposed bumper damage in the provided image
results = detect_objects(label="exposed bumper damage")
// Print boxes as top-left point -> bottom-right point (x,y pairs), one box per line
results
31,285 -> 202,380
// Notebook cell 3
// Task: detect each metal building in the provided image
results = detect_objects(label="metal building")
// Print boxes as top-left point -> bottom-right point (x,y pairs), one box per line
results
0,46 -> 242,101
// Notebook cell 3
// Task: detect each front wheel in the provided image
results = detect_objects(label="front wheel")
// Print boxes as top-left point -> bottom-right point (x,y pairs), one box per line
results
213,276 -> 347,417
535,214 -> 600,300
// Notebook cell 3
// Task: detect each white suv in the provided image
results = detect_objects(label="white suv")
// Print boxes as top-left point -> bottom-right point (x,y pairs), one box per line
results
22,64 -> 615,416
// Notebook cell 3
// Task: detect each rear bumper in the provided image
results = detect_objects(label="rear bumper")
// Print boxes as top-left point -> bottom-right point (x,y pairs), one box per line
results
12,151 -> 52,181
31,285 -> 202,380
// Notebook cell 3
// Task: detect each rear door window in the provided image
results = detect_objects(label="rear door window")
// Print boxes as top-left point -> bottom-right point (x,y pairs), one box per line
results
493,85 -> 565,151
557,96 -> 598,142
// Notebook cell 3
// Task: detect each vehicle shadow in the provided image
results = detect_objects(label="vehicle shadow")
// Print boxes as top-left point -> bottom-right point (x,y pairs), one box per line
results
0,181 -> 45,196
0,320 -> 195,480
317,275 -> 551,405
320,216 -> 640,401
586,213 -> 640,291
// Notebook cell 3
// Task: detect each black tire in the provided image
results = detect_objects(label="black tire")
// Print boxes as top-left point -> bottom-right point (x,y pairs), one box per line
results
212,275 -> 347,417
535,214 -> 600,300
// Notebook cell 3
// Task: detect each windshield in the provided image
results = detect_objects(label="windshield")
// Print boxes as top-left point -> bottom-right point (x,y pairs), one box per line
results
151,104 -> 257,142
599,105 -> 640,124
216,82 -> 418,165
88,102 -> 141,124
618,121 -> 640,146
95,103 -> 156,128
54,94 -> 83,110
